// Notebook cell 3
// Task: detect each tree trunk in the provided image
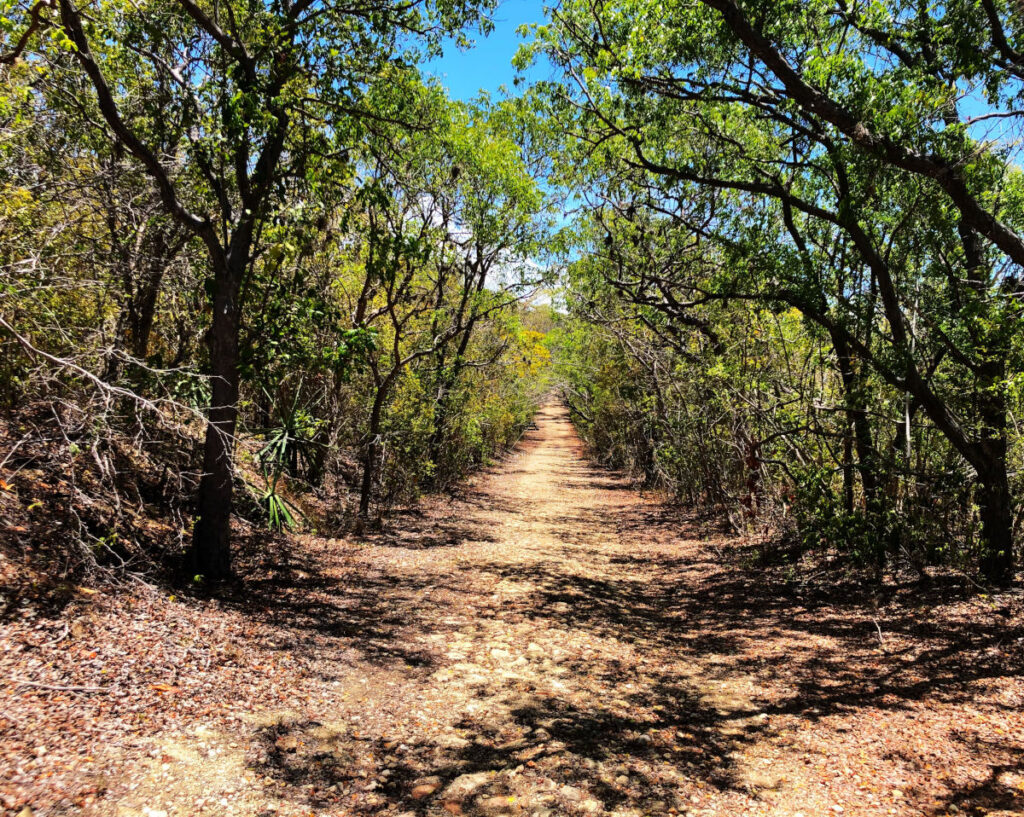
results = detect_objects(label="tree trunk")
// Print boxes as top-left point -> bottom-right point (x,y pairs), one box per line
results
427,362 -> 465,478
829,328 -> 887,569
129,256 -> 165,361
426,270 -> 485,475
973,359 -> 1015,587
976,452 -> 1015,587
829,329 -> 879,507
188,253 -> 243,580
358,437 -> 378,522
426,381 -> 451,474
841,423 -> 855,514
106,249 -> 167,380
740,433 -> 761,519
358,388 -> 387,523
960,224 -> 1015,585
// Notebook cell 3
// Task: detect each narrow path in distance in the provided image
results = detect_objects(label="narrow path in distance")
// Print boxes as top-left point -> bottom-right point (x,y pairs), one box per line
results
82,402 -> 1024,816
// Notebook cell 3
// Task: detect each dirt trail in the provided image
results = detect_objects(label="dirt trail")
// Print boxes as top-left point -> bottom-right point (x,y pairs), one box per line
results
7,402 -> 1023,817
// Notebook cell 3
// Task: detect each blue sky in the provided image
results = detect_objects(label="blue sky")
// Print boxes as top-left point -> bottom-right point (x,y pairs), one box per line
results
423,4 -> 1021,152
424,1 -> 553,102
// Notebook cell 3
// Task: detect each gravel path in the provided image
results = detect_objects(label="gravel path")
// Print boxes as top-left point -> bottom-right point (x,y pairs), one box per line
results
6,401 -> 1022,817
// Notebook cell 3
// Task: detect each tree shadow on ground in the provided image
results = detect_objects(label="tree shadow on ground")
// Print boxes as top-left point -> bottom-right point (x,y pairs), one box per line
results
221,533 -> 470,674
223,414 -> 1022,816
243,664 -> 753,816
926,737 -> 1024,816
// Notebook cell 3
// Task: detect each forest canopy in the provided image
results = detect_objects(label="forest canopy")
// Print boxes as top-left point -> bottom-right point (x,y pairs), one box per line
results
1,0 -> 554,580
1,0 -> 1022,587
525,0 -> 1024,586
3,4 -> 1024,816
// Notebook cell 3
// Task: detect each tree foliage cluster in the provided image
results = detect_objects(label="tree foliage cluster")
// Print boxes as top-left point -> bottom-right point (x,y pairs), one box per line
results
0,0 -> 551,580
532,0 -> 1024,585
3,0 -> 1023,590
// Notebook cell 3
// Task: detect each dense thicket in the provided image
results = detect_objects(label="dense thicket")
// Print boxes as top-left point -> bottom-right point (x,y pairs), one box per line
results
2,0 -> 1022,590
0,0 -> 552,582
529,0 -> 1024,584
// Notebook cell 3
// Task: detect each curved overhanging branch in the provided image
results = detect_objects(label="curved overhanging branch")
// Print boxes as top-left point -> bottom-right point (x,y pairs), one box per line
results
698,0 -> 1024,268
56,0 -> 220,257
0,0 -> 51,64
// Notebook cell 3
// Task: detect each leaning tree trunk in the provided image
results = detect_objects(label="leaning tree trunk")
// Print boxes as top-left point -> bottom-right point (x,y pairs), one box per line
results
188,252 -> 244,580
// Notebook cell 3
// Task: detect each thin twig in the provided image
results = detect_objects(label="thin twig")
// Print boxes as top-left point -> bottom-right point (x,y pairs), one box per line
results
0,314 -> 227,448
10,678 -> 108,693
42,622 -> 70,647
871,618 -> 886,649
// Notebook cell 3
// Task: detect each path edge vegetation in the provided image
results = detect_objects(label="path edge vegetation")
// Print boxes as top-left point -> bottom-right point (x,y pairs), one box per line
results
0,0 -> 1021,591
527,0 -> 1023,586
